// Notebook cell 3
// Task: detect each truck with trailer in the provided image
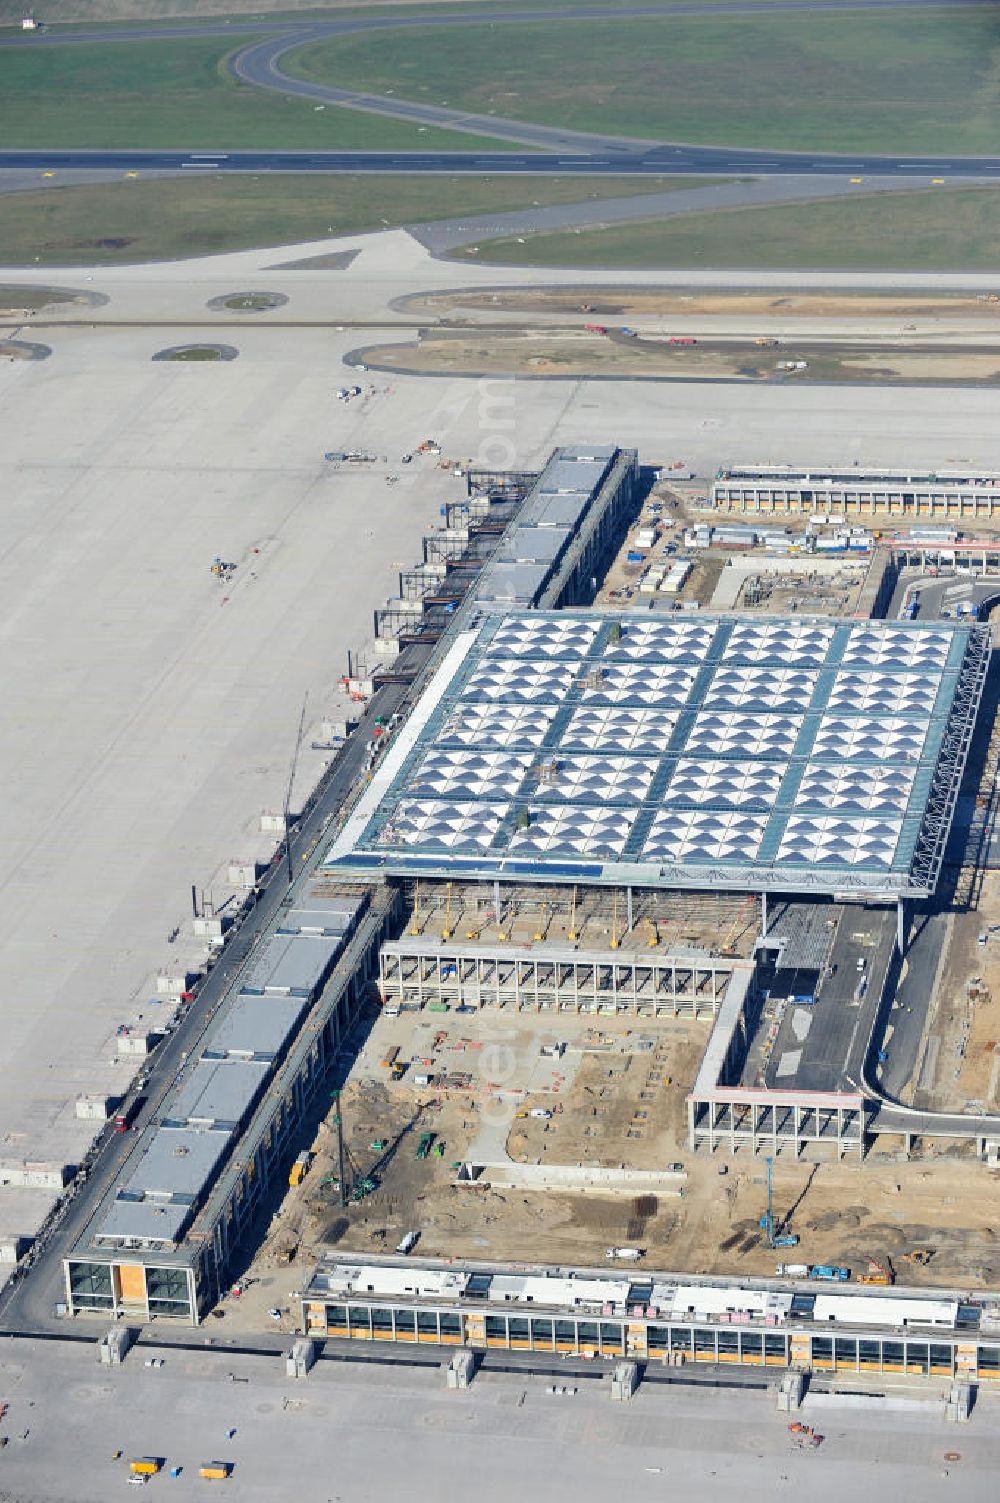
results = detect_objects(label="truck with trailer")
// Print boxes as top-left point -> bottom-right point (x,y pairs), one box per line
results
113,1097 -> 143,1133
288,1151 -> 312,1187
199,1462 -> 233,1480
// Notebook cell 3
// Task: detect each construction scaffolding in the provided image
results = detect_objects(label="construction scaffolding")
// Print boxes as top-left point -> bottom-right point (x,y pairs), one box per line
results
465,467 -> 540,501
379,939 -> 733,1017
712,465 -> 1000,520
399,880 -> 760,958
687,1089 -> 868,1161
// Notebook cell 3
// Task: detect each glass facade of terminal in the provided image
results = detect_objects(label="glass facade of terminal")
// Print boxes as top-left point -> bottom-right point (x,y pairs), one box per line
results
302,1297 -> 999,1381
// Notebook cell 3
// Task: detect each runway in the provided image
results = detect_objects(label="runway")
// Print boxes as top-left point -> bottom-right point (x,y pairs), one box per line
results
4,147 -> 1000,179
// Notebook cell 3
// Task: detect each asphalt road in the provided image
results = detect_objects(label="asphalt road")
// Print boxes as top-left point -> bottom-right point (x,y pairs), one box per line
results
880,908 -> 946,1098
764,907 -> 897,1094
890,571 -> 1000,623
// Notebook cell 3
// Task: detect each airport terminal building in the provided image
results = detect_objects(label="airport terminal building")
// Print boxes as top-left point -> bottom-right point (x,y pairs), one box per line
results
60,442 -> 994,1325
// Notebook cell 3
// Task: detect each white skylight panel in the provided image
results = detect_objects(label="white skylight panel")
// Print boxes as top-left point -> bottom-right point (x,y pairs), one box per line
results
812,715 -> 929,763
776,814 -> 902,868
796,763 -> 916,814
377,800 -> 507,851
665,759 -> 785,809
705,667 -> 818,713
580,662 -> 697,706
508,805 -> 637,859
723,621 -> 835,666
641,810 -> 769,863
461,659 -> 568,703
825,670 -> 940,717
409,748 -> 535,801
487,617 -> 599,658
440,703 -> 559,749
562,706 -> 678,753
839,626 -> 951,671
601,619 -> 716,662
537,753 -> 660,803
684,711 -> 803,758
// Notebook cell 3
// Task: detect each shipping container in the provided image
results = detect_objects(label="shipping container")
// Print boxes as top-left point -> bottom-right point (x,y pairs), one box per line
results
198,1463 -> 232,1481
714,527 -> 758,547
908,527 -> 958,543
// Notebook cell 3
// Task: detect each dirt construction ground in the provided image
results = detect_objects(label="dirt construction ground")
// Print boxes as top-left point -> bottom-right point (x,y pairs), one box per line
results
216,996 -> 1000,1332
911,872 -> 1000,1115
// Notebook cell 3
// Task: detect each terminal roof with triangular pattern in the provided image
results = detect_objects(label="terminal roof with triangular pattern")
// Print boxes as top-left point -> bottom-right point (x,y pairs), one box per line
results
324,610 -> 989,900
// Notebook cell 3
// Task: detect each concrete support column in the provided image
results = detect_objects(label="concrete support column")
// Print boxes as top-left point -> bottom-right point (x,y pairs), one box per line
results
897,898 -> 906,957
761,891 -> 768,938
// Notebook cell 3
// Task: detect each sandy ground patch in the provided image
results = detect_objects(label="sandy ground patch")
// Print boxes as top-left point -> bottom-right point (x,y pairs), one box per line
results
404,286 -> 1000,324
352,329 -> 1000,386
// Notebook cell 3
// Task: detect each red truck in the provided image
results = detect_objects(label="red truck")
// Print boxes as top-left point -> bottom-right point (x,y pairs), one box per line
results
113,1097 -> 143,1133
668,336 -> 698,346
583,324 -> 608,335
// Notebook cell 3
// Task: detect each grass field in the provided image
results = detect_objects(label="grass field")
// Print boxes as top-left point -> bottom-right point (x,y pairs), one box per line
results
0,35 -> 514,149
289,5 -> 1000,153
0,173 -> 694,265
464,188 -> 1000,272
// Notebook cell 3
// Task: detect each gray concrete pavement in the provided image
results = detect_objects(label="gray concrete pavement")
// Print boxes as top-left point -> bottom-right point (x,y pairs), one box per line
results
2,1334 -> 1000,1503
0,313 -> 470,1244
